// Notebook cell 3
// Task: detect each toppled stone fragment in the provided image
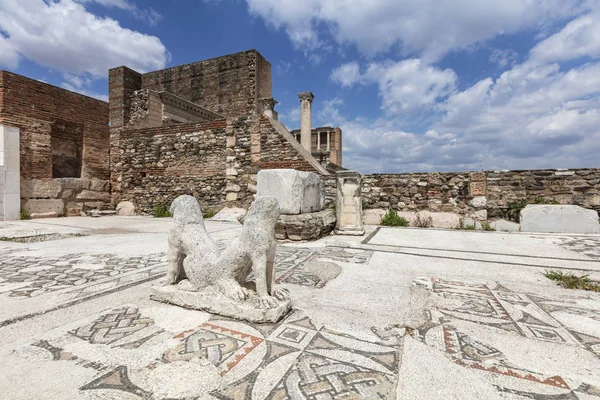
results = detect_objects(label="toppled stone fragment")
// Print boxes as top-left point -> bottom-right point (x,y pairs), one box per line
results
520,205 -> 600,234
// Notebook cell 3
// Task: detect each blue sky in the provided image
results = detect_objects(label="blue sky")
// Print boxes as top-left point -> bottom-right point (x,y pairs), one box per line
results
1,0 -> 599,173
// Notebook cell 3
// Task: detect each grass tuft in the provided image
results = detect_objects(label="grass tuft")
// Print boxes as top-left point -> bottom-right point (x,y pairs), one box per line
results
153,204 -> 171,218
381,207 -> 409,227
544,270 -> 600,292
202,209 -> 217,219
19,210 -> 32,220
482,222 -> 496,231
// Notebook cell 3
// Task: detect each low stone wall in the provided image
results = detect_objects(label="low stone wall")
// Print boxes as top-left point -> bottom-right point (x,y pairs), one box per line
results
21,178 -> 111,216
360,168 -> 600,225
486,169 -> 600,219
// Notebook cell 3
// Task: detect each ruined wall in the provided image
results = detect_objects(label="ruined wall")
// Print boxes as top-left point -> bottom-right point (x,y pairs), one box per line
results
363,172 -> 474,213
0,71 -> 110,215
113,115 -> 326,213
361,168 -> 600,222
256,117 -> 317,172
486,169 -> 600,218
140,50 -> 271,118
114,120 -> 229,213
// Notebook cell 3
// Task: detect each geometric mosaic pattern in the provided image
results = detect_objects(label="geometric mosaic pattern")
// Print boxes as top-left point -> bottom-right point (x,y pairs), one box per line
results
427,278 -> 600,354
203,313 -> 400,400
417,277 -> 600,399
70,307 -> 163,349
0,252 -> 165,298
25,309 -> 400,400
163,322 -> 264,376
0,246 -> 370,299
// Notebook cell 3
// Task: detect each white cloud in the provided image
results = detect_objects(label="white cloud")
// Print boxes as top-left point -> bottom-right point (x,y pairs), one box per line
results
325,12 -> 600,173
489,49 -> 519,68
330,62 -> 360,87
0,34 -> 20,69
77,0 -> 162,26
332,59 -> 457,114
530,12 -> 600,63
0,0 -> 169,77
247,0 -> 591,60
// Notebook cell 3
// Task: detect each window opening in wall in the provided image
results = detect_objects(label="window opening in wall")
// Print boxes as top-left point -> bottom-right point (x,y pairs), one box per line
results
320,132 -> 327,147
51,120 -> 83,178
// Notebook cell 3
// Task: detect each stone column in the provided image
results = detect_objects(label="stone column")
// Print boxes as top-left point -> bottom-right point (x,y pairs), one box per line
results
0,125 -> 20,221
298,92 -> 314,152
335,171 -> 365,235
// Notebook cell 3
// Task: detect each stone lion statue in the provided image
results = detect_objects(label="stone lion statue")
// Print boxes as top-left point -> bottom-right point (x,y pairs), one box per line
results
165,195 -> 289,309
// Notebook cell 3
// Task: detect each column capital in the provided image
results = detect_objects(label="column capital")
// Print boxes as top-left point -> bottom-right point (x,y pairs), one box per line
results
298,91 -> 314,103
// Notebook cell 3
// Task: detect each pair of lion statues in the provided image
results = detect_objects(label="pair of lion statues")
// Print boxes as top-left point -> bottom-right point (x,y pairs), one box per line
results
164,195 -> 289,309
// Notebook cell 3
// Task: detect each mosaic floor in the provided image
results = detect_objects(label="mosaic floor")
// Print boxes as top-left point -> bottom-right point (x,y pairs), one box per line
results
2,218 -> 599,399
16,309 -> 399,400
414,277 -> 600,399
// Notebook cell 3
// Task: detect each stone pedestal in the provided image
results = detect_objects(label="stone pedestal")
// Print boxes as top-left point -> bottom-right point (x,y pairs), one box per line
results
275,209 -> 336,241
257,169 -> 324,214
336,171 -> 364,235
151,283 -> 292,323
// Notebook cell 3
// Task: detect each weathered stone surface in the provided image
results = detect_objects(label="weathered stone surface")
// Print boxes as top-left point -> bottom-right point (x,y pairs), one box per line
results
210,207 -> 246,223
20,179 -> 61,198
22,199 -> 65,215
90,178 -> 110,192
461,218 -> 482,230
276,209 -> 336,241
336,171 -> 364,235
151,285 -> 291,324
76,190 -> 111,201
471,210 -> 488,221
30,212 -> 59,219
66,202 -> 83,216
470,196 -> 487,209
257,169 -> 324,214
116,201 -> 136,216
490,219 -> 520,232
419,212 -> 460,229
54,178 -> 91,191
520,205 -> 600,234
154,195 -> 292,322
364,209 -> 386,225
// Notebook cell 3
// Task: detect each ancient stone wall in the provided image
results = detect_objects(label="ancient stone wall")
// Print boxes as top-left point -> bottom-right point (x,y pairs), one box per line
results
113,115 -> 329,213
140,50 -> 270,118
0,71 -> 110,215
361,168 -> 600,222
363,172 -> 473,212
486,169 -> 600,218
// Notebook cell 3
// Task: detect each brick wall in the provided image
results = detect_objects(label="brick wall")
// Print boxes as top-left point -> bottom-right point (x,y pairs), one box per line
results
0,71 -> 110,215
0,71 -> 109,181
139,50 -> 271,118
257,117 -> 317,172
